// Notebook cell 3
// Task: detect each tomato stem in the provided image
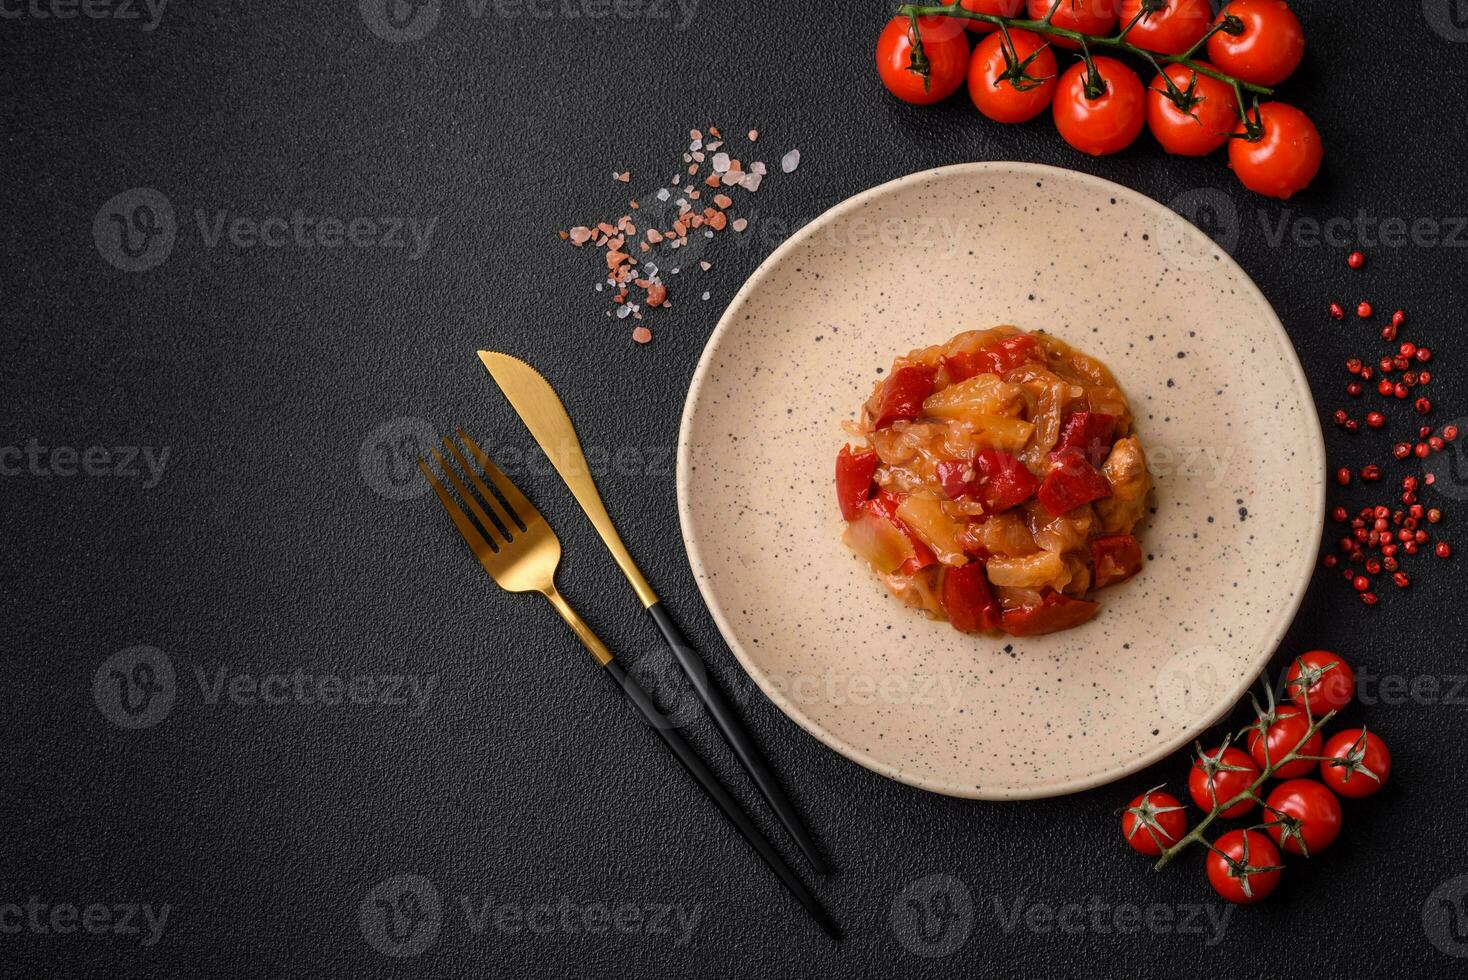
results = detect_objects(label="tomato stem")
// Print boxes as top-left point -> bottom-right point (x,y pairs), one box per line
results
896,2 -> 1275,97
1151,706 -> 1338,871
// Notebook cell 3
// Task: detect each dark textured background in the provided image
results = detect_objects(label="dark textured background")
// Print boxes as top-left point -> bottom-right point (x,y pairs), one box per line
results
6,0 -> 1468,975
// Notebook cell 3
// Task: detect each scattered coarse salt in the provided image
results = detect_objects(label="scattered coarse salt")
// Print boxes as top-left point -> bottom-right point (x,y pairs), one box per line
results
560,124 -> 787,337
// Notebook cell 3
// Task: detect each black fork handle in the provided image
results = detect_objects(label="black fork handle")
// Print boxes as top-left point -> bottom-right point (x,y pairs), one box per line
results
646,602 -> 830,875
603,658 -> 840,942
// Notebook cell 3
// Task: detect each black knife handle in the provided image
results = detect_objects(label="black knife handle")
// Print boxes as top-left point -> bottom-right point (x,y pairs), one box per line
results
604,658 -> 840,941
646,601 -> 830,875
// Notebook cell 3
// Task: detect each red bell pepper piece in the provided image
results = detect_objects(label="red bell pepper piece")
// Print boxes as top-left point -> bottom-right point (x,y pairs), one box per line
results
1038,448 -> 1112,516
872,364 -> 937,429
944,334 -> 1041,382
1001,592 -> 1100,636
935,459 -> 973,500
936,450 -> 1038,512
1052,412 -> 1118,466
867,490 -> 936,573
835,446 -> 880,521
943,562 -> 1001,632
972,449 -> 1039,510
1090,533 -> 1143,589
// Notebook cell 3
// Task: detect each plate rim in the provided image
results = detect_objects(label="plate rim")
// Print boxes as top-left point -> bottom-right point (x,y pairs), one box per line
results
675,160 -> 1326,800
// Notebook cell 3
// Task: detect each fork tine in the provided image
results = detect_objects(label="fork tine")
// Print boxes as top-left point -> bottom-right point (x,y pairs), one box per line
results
442,438 -> 526,537
417,458 -> 500,564
456,427 -> 535,531
430,446 -> 514,545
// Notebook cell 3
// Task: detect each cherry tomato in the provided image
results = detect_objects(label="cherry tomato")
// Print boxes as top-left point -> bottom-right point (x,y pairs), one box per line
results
1319,728 -> 1391,798
1207,0 -> 1305,87
960,0 -> 1027,32
1189,745 -> 1260,817
1206,829 -> 1283,904
1263,779 -> 1342,856
1119,0 -> 1213,54
1229,102 -> 1321,199
1053,57 -> 1146,156
968,29 -> 1059,123
1146,64 -> 1237,156
876,15 -> 971,105
1284,649 -> 1355,714
1121,788 -> 1188,856
1246,704 -> 1322,778
1026,0 -> 1119,48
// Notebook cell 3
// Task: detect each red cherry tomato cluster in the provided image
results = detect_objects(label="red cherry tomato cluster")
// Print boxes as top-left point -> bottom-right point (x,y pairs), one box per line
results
1122,649 -> 1391,903
874,0 -> 1321,198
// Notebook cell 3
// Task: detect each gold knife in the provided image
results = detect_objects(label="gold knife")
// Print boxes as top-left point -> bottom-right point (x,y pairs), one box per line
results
478,350 -> 829,874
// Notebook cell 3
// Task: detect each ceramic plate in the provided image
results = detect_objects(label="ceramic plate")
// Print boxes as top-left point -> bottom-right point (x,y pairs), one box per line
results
676,162 -> 1324,800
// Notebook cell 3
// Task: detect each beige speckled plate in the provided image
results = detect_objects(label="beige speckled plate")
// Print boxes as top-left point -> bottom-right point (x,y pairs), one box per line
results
676,162 -> 1324,800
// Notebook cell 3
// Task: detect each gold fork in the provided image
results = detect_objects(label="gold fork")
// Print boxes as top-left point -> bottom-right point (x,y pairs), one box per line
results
418,428 -> 839,941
